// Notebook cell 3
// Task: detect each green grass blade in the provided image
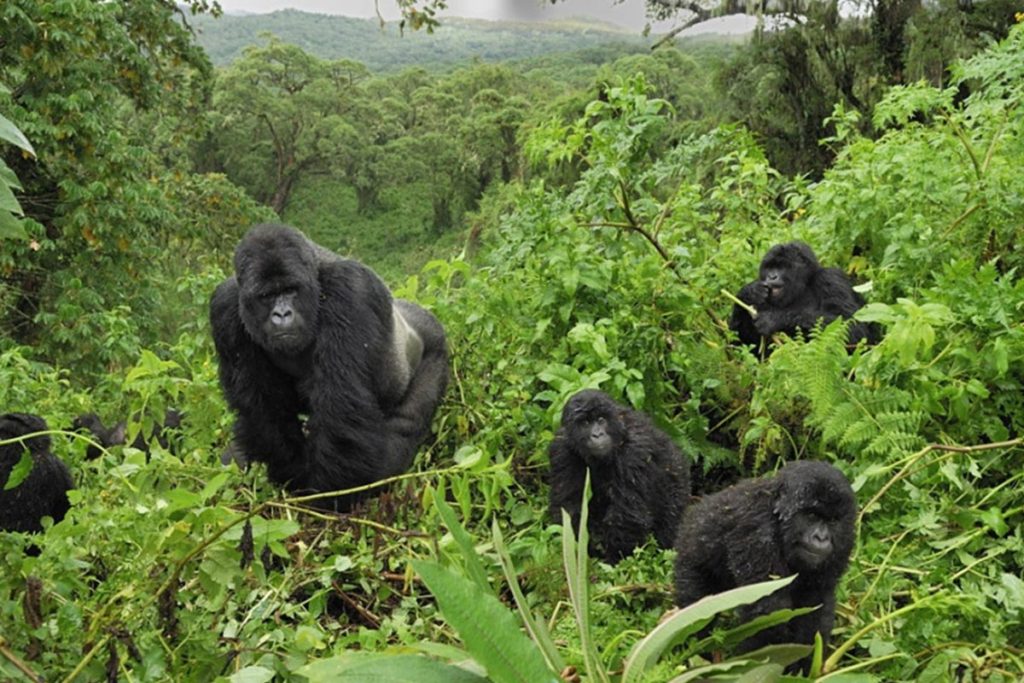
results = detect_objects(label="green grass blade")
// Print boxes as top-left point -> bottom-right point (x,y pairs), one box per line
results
492,518 -> 566,673
435,495 -> 492,592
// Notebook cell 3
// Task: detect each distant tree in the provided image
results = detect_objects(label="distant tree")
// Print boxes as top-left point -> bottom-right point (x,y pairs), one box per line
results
400,63 -> 529,232
208,37 -> 371,214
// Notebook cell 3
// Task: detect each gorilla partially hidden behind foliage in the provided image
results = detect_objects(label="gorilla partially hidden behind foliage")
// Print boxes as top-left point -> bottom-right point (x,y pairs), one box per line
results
549,390 -> 691,564
674,461 -> 856,667
72,409 -> 183,460
210,223 -> 449,510
1,413 -> 74,534
730,241 -> 877,356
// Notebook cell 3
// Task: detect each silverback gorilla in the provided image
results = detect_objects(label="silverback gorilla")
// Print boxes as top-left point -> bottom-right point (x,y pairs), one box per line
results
1,413 -> 74,534
674,461 -> 856,668
549,390 -> 691,563
210,223 -> 449,509
730,241 -> 876,356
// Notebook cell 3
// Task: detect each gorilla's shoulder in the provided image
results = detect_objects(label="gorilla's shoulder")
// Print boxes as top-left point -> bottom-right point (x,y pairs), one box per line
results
318,258 -> 392,308
210,276 -> 238,305
209,276 -> 241,333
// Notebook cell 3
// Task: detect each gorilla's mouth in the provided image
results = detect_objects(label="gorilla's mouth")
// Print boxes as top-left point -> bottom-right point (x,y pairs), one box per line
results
267,331 -> 310,354
587,437 -> 614,460
796,543 -> 831,567
768,285 -> 784,298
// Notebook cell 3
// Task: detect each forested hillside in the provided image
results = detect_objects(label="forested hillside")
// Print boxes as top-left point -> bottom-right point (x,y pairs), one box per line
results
193,9 -> 653,70
1,1 -> 1022,682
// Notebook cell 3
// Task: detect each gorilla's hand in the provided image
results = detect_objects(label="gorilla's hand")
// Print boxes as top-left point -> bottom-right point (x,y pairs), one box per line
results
754,310 -> 782,337
738,280 -> 769,307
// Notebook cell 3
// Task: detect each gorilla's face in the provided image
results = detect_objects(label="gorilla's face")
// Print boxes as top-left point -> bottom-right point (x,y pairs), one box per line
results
236,225 -> 321,356
759,241 -> 820,307
787,510 -> 838,570
562,390 -> 624,464
775,461 -> 857,572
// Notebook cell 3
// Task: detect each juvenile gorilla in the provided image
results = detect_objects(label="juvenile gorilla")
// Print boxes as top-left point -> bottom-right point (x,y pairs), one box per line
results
730,241 -> 876,356
674,461 -> 856,663
0,413 -> 74,534
72,409 -> 182,460
210,223 -> 449,509
548,390 -> 691,563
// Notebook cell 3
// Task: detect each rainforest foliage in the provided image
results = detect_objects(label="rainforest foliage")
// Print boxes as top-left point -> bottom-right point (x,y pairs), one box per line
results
1,1 -> 1022,681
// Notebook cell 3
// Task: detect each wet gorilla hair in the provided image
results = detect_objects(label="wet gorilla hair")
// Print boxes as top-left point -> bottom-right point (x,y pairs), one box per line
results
548,389 -> 691,563
210,223 -> 449,510
0,413 -> 74,534
673,460 -> 856,668
730,241 -> 877,356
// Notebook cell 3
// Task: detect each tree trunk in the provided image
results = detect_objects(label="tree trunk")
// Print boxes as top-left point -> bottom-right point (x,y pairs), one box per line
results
271,175 -> 294,215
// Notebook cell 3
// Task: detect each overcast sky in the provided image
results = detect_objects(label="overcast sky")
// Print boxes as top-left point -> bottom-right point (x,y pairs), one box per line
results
214,0 -> 676,32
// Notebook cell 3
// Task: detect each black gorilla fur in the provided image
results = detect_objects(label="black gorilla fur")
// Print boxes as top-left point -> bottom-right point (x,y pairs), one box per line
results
0,413 -> 74,533
548,389 -> 691,563
210,223 -> 449,509
674,460 -> 856,662
72,409 -> 182,460
730,241 -> 877,355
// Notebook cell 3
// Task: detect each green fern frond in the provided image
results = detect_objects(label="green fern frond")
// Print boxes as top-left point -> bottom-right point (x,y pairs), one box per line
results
819,402 -> 862,444
864,430 -> 926,458
777,325 -> 926,461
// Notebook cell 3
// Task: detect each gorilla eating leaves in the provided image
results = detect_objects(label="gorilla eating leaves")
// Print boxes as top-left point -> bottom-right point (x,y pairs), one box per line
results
548,390 -> 691,564
730,241 -> 877,356
210,223 -> 449,509
1,413 -> 74,534
673,461 -> 856,667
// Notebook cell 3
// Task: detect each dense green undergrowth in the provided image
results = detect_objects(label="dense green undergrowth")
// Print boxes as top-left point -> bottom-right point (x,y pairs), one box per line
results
1,18 -> 1023,683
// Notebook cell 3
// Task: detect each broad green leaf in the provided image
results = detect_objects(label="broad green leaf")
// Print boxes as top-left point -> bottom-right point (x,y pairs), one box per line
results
0,113 -> 34,155
299,653 -> 489,682
816,673 -> 881,682
734,663 -> 784,682
0,159 -> 22,190
740,643 -> 815,670
667,659 -> 762,683
0,181 -> 23,215
412,560 -> 557,683
2,450 -> 32,490
622,576 -> 798,683
0,209 -> 26,239
227,666 -> 275,683
294,624 -> 326,652
717,606 -> 819,650
199,472 -> 231,502
1000,572 -> 1024,608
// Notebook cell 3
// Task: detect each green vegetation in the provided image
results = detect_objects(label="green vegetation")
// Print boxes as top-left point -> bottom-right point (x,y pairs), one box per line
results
2,1 -> 1023,681
193,10 -> 652,70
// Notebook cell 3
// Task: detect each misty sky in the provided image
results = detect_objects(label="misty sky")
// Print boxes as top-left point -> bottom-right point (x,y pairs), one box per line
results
214,0 -> 676,32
